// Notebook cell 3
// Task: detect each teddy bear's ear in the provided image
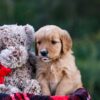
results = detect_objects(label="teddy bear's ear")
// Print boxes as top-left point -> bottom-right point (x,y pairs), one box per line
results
24,24 -> 35,49
24,24 -> 35,41
24,24 -> 35,33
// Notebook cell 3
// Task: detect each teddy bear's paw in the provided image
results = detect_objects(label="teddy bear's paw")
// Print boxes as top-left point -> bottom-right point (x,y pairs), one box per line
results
0,84 -> 6,92
0,84 -> 8,93
6,85 -> 21,94
0,84 -> 21,94
0,84 -> 13,94
24,79 -> 41,95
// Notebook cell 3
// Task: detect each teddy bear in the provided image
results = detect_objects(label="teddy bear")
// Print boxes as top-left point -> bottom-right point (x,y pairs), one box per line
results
0,24 -> 41,94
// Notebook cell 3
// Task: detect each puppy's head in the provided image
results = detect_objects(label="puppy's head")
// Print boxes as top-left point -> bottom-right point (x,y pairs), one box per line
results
35,25 -> 72,62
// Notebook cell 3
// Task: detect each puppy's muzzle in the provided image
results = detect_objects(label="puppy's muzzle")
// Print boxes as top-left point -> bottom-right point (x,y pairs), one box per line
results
40,49 -> 48,57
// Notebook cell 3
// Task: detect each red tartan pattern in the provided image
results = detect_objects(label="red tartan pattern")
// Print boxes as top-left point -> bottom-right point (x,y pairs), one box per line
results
0,88 -> 91,100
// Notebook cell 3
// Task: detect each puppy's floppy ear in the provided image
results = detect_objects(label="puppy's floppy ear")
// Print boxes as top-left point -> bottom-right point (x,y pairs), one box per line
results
60,30 -> 72,54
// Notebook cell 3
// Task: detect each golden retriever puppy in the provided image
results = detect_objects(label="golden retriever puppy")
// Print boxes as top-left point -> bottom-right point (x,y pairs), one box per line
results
34,25 -> 83,95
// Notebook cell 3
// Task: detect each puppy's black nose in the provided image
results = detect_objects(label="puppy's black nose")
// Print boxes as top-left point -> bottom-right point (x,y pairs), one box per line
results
40,50 -> 48,57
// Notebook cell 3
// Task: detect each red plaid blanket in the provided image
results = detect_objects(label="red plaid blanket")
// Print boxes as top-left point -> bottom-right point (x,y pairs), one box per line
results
0,88 -> 91,100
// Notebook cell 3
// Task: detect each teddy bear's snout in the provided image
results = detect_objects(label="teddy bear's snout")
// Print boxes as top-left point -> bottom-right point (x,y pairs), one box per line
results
0,46 -> 28,68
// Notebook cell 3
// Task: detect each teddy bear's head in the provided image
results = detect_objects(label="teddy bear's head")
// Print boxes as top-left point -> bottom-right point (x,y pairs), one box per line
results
0,24 -> 34,68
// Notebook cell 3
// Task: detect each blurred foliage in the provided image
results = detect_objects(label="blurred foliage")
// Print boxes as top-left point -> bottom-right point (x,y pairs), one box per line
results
0,0 -> 100,37
73,36 -> 100,99
0,0 -> 100,99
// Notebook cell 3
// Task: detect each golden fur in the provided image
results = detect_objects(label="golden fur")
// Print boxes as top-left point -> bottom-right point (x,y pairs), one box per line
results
35,25 -> 83,95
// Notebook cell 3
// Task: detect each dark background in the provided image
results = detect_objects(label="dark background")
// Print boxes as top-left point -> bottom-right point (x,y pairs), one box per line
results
0,0 -> 100,99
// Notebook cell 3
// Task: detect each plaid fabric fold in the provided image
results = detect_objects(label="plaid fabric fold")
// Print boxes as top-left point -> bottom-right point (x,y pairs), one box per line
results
0,88 -> 91,100
69,88 -> 91,100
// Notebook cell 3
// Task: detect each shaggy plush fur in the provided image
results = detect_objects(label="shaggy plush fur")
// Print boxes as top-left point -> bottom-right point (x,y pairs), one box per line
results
0,25 -> 41,94
35,25 -> 83,95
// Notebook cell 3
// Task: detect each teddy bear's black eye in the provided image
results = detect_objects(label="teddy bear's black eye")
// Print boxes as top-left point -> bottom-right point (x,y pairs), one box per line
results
21,42 -> 24,45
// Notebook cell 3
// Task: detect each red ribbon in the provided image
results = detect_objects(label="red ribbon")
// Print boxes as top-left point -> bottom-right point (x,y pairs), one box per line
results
0,64 -> 12,84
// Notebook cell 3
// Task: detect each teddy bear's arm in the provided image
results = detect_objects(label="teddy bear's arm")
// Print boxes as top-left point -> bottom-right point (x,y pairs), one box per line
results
28,51 -> 36,73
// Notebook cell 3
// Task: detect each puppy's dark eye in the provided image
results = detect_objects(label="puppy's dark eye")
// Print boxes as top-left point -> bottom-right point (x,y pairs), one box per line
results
37,41 -> 41,45
51,40 -> 57,44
